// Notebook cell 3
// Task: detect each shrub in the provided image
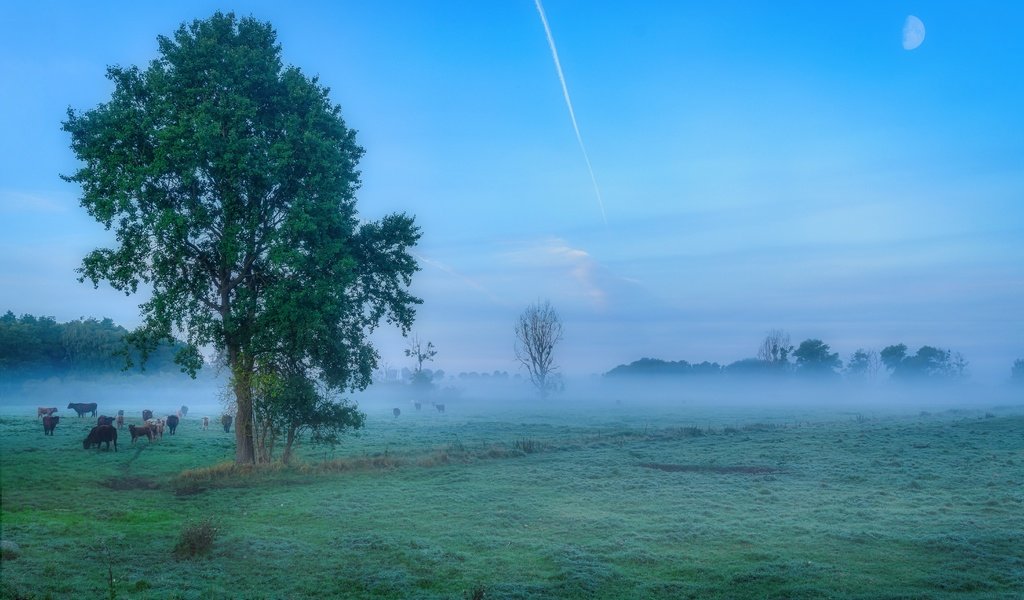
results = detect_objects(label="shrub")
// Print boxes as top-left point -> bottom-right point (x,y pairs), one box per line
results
173,519 -> 218,559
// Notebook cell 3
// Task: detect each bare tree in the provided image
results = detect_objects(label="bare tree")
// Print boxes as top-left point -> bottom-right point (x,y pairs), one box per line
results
514,300 -> 564,397
404,333 -> 437,388
757,329 -> 793,367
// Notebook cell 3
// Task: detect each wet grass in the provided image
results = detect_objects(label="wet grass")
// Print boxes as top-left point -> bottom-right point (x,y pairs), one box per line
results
1,401 -> 1022,598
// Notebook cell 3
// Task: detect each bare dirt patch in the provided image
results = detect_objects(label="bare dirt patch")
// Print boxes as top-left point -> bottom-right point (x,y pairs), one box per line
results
639,462 -> 783,475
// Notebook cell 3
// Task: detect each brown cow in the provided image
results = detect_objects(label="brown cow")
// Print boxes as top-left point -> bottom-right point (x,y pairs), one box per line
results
42,415 -> 60,435
37,407 -> 57,419
128,424 -> 155,444
83,425 -> 117,451
97,415 -> 115,426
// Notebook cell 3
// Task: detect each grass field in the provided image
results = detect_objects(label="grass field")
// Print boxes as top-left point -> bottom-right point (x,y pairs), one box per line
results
1,392 -> 1022,599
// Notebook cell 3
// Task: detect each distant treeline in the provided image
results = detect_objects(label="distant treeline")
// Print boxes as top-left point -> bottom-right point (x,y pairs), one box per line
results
606,334 -> 976,382
0,311 -> 188,376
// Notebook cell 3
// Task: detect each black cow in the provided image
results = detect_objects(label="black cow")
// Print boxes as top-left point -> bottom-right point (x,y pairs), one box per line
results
42,415 -> 60,435
142,409 -> 153,421
393,408 -> 401,418
97,415 -> 115,426
166,414 -> 180,435
68,402 -> 98,417
221,414 -> 233,433
179,405 -> 189,418
83,425 -> 117,451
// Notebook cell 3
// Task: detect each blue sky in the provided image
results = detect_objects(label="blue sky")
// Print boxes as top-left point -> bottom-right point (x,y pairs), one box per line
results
1,1 -> 1022,381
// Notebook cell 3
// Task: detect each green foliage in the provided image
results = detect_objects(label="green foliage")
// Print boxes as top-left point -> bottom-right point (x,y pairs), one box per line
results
880,344 -> 967,380
63,12 -> 420,463
0,311 -> 185,375
605,358 -> 723,377
793,339 -> 842,376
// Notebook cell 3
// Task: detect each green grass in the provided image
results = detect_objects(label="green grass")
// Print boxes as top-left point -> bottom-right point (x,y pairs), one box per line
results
1,403 -> 1022,599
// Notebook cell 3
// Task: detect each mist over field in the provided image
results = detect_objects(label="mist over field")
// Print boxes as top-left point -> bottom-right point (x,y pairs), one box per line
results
2,1 -> 1023,597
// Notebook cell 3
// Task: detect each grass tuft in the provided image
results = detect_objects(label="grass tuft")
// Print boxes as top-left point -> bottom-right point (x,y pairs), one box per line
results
173,518 -> 218,560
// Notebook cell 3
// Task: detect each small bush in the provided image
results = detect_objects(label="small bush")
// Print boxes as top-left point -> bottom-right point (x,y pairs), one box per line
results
514,438 -> 542,454
173,519 -> 218,559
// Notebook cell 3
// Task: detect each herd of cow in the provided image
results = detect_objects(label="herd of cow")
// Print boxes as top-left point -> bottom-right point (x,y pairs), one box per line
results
36,403 -> 235,452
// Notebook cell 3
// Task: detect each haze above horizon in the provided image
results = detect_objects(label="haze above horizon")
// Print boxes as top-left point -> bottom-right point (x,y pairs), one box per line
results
1,1 -> 1021,382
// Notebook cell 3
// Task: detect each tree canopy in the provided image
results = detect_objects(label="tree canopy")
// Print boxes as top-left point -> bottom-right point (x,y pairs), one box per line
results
793,339 -> 842,376
0,311 -> 184,376
63,12 -> 420,464
880,344 -> 965,380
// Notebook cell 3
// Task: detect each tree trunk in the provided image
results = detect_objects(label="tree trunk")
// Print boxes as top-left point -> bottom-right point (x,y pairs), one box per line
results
229,345 -> 257,465
282,426 -> 297,465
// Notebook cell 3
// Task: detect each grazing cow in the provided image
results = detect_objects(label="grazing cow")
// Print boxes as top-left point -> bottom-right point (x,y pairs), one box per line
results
42,415 -> 60,435
393,408 -> 401,418
83,425 -> 117,451
115,415 -> 124,429
166,414 -> 180,435
97,415 -> 115,426
142,409 -> 153,421
435,403 -> 445,414
414,402 -> 421,410
128,424 -> 155,444
179,405 -> 189,418
67,402 -> 98,417
37,407 -> 57,419
221,414 -> 233,433
202,416 -> 209,430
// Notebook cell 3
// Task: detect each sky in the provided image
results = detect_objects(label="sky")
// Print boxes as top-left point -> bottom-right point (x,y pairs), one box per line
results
1,1 -> 1022,382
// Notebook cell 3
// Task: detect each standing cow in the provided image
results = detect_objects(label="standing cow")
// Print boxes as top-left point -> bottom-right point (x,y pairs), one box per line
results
67,403 -> 97,417
83,425 -> 117,451
221,414 -> 233,433
97,415 -> 115,426
42,415 -> 60,435
179,405 -> 189,418
37,407 -> 57,419
166,414 -> 180,435
202,416 -> 209,430
142,409 -> 153,421
128,424 -> 155,444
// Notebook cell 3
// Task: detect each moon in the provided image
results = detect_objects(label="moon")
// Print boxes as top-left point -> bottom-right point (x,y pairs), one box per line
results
903,15 -> 926,50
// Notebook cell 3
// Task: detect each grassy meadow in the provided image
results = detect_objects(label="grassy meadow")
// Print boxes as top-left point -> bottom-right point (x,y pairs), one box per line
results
1,390 -> 1022,599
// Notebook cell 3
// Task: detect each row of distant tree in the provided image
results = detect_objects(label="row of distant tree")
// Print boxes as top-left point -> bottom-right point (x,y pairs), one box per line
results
0,311 -> 186,375
607,329 -> 1022,383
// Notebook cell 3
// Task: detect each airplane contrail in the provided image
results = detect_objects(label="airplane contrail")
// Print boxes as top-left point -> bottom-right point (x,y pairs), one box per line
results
534,0 -> 608,225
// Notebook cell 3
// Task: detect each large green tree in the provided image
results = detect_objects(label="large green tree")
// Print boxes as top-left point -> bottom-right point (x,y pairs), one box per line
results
63,12 -> 420,464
